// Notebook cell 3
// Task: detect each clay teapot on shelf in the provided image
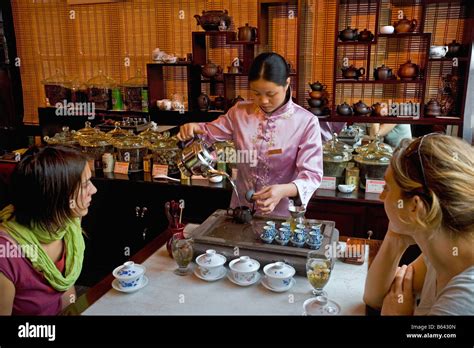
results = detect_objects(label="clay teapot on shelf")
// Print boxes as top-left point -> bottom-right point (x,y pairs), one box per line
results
338,27 -> 358,41
393,16 -> 417,33
397,60 -> 420,80
372,102 -> 388,117
358,28 -> 374,42
374,64 -> 394,80
308,81 -> 327,91
341,65 -> 366,80
353,100 -> 372,116
197,92 -> 211,111
201,61 -> 218,78
238,23 -> 257,41
424,99 -> 442,117
336,102 -> 353,116
194,10 -> 231,31
446,40 -> 463,57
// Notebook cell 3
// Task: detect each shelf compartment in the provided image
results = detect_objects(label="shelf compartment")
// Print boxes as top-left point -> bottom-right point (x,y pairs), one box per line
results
335,79 -> 424,84
323,115 -> 462,125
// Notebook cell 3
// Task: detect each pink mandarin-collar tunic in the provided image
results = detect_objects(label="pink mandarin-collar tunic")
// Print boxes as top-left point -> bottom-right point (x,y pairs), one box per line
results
199,99 -> 323,217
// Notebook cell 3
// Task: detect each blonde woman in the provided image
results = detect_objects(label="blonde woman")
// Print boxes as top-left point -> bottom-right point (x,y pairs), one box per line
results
364,133 -> 474,315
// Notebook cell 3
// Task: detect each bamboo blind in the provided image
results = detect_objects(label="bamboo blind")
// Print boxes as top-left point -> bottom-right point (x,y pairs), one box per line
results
11,0 -> 260,124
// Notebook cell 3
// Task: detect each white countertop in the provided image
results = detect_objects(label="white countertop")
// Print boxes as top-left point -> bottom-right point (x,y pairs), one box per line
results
83,224 -> 369,315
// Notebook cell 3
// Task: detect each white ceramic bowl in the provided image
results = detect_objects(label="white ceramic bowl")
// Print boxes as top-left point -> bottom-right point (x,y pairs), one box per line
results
195,249 -> 226,278
380,25 -> 394,34
338,184 -> 356,193
429,45 -> 448,58
112,261 -> 146,290
229,256 -> 260,284
263,262 -> 295,289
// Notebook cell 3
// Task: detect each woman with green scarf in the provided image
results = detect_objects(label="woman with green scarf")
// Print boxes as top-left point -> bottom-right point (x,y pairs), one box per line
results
0,146 -> 97,315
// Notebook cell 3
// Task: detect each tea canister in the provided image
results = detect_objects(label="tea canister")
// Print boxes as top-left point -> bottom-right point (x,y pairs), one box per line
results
102,153 -> 115,173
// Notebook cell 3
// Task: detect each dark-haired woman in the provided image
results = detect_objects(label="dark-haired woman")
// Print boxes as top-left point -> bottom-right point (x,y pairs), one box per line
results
0,146 -> 97,315
178,52 -> 323,217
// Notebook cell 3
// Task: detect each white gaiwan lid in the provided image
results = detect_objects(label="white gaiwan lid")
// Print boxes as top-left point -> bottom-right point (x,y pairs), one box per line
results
196,249 -> 226,268
229,256 -> 260,273
263,262 -> 295,279
112,261 -> 145,280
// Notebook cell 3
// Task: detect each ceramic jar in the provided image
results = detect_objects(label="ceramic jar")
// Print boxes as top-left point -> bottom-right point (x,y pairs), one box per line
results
238,23 -> 257,41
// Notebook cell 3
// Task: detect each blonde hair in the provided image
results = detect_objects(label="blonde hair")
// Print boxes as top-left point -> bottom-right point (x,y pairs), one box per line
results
391,134 -> 474,236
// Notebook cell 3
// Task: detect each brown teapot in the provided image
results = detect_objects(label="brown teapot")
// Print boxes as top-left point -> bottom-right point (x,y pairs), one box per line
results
230,95 -> 244,107
194,10 -> 231,31
374,64 -> 393,80
309,81 -> 327,91
358,28 -> 374,42
339,27 -> 358,41
398,60 -> 420,80
446,40 -> 463,57
394,16 -> 417,33
197,92 -> 211,111
342,65 -> 365,80
353,100 -> 372,116
238,23 -> 257,42
214,95 -> 226,110
424,99 -> 442,117
372,102 -> 388,117
202,61 -> 218,78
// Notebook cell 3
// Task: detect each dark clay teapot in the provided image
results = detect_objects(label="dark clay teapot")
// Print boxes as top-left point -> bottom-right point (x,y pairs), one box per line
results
309,81 -> 327,91
308,106 -> 330,116
424,99 -> 442,117
238,23 -> 257,41
353,100 -> 372,116
194,10 -> 231,31
202,61 -> 218,78
358,28 -> 374,42
374,64 -> 393,80
342,65 -> 365,80
214,95 -> 226,110
398,60 -> 420,80
394,16 -> 417,33
230,95 -> 244,107
308,98 -> 328,108
197,92 -> 211,111
339,27 -> 358,41
336,102 -> 353,116
447,40 -> 463,57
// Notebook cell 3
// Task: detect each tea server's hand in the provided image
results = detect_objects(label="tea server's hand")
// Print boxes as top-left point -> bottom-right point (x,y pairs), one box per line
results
177,123 -> 205,141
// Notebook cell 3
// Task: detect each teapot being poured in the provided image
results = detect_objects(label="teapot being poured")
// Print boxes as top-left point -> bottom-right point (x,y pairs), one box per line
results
177,135 -> 222,178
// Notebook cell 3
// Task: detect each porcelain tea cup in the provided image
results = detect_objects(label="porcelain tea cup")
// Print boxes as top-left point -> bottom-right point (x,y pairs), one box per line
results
260,225 -> 276,243
338,184 -> 356,193
195,249 -> 226,278
263,262 -> 295,290
112,261 -> 146,290
430,46 -> 448,58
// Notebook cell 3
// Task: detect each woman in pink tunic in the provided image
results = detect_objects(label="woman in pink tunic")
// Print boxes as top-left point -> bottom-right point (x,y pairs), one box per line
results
179,53 -> 323,217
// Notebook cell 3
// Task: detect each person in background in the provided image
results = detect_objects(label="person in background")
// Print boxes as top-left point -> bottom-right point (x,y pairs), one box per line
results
0,146 -> 97,315
364,134 -> 474,315
178,52 -> 323,217
370,123 -> 412,148
319,121 -> 346,143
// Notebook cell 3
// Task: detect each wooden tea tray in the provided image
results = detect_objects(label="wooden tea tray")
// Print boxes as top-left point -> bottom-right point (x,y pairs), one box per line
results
191,209 -> 338,275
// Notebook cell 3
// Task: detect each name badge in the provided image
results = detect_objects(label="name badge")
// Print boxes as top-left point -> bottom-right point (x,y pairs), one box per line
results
267,148 -> 282,156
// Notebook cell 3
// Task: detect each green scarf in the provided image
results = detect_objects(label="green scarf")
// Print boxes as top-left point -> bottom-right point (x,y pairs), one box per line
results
0,204 -> 84,292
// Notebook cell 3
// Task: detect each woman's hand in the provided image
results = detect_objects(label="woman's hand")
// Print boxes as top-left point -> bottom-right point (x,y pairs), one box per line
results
385,223 -> 417,250
253,184 -> 296,214
177,123 -> 205,141
381,264 -> 415,315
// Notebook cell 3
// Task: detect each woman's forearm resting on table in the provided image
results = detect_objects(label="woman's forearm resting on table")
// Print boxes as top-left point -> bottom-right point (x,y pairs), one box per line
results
363,234 -> 409,310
